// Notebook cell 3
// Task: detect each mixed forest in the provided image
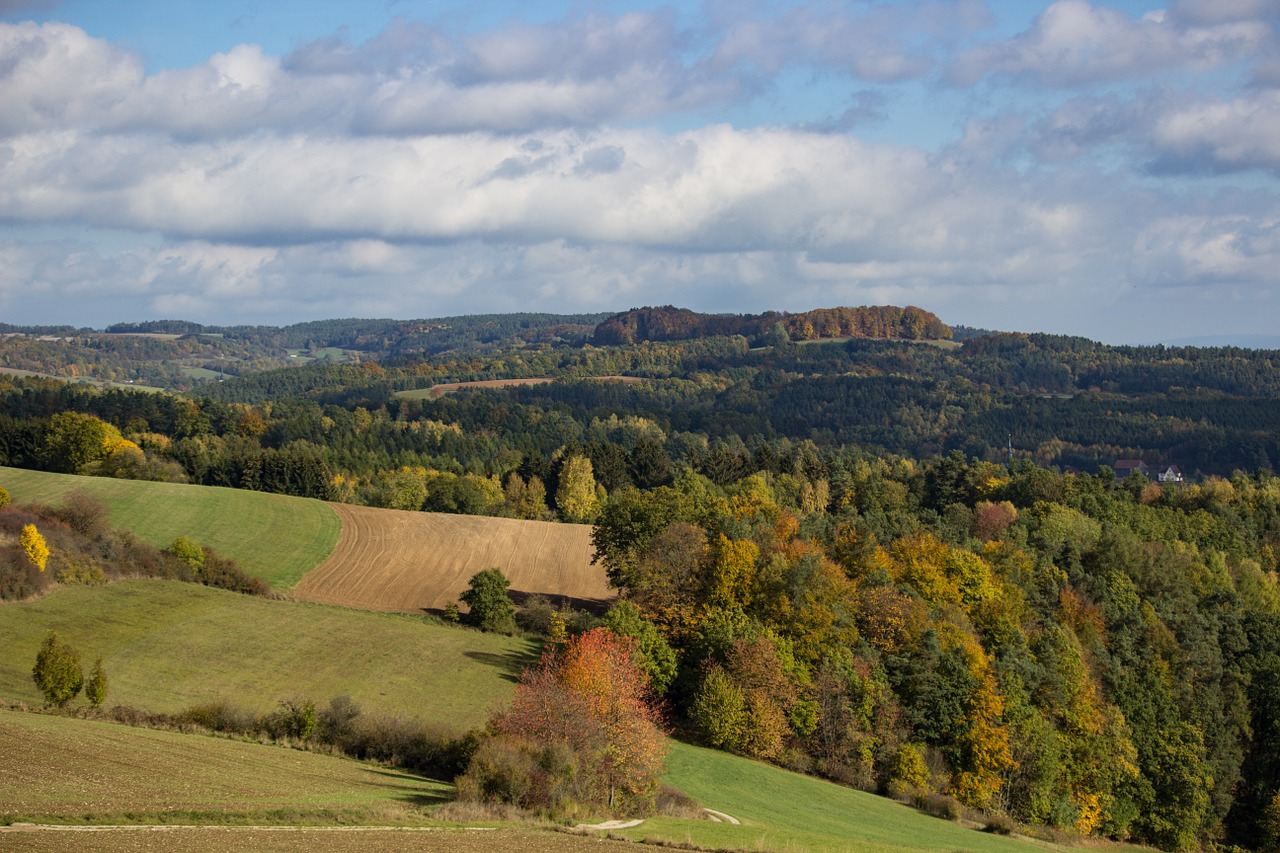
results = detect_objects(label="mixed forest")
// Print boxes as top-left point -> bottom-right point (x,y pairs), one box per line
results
4,304 -> 1280,850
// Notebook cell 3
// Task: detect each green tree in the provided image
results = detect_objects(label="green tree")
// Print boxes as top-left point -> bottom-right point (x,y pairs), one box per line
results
602,600 -> 678,694
460,568 -> 517,633
84,657 -> 108,707
167,536 -> 206,573
32,631 -> 83,707
40,411 -> 125,474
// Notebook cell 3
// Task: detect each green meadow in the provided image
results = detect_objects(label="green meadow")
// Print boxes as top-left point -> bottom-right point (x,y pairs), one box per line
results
0,467 -> 339,589
0,710 -> 450,825
0,581 -> 536,726
624,742 -> 1073,853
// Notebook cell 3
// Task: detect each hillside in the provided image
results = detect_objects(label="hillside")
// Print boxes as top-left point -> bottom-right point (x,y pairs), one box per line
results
0,581 -> 535,725
591,304 -> 951,345
292,503 -> 609,613
0,467 -> 339,590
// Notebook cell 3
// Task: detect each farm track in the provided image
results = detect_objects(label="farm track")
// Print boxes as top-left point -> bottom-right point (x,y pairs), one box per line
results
0,825 -> 637,852
291,504 -> 613,613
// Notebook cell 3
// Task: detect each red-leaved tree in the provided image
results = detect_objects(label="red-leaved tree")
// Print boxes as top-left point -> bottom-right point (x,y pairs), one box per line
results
495,627 -> 667,810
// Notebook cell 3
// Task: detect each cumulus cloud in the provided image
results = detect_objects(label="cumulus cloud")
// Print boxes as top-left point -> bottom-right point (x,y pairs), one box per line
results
953,0 -> 1274,86
2,5 -> 1280,341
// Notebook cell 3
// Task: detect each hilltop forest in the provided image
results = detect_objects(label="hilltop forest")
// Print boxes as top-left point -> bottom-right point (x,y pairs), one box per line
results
4,304 -> 1280,850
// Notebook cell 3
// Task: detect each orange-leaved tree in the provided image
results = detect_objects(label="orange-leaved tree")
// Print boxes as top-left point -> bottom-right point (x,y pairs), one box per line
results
495,627 -> 667,811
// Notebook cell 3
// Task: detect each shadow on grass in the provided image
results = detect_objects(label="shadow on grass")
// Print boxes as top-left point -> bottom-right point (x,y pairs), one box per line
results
508,588 -> 613,615
362,767 -> 454,807
462,647 -> 540,683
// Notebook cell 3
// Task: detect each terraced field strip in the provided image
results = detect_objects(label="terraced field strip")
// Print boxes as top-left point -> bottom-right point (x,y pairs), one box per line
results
292,504 -> 612,613
395,375 -> 645,400
0,467 -> 340,589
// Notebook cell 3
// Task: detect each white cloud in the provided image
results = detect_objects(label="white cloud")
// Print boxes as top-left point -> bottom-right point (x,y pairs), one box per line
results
953,0 -> 1273,86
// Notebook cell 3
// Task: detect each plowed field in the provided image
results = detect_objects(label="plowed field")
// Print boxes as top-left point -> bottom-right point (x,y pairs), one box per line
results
290,504 -> 613,613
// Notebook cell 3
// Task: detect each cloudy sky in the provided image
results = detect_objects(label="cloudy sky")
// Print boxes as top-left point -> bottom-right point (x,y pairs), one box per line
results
2,0 -> 1278,342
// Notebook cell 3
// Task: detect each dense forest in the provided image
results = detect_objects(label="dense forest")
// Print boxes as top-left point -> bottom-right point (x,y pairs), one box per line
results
4,307 -> 1280,849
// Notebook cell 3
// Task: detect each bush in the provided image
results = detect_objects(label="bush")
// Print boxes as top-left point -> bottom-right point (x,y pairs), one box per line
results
460,568 -> 517,633
180,700 -> 258,734
31,630 -> 83,707
84,658 -> 108,707
984,813 -> 1018,835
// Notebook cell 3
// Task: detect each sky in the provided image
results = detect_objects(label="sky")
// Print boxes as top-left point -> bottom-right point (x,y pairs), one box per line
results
1,0 -> 1278,343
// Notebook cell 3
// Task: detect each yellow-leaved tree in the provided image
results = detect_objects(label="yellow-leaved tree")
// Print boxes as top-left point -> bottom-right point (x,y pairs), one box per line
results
21,524 -> 49,571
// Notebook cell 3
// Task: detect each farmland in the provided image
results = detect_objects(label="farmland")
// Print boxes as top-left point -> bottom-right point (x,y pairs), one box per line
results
0,581 -> 536,725
291,503 -> 610,613
394,375 -> 643,400
0,467 -> 339,590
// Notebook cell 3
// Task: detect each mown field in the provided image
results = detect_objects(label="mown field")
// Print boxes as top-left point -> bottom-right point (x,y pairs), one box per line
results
0,467 -> 339,590
0,710 -> 450,823
292,503 -> 610,613
0,713 -> 622,853
0,581 -> 536,725
620,742 -> 1072,853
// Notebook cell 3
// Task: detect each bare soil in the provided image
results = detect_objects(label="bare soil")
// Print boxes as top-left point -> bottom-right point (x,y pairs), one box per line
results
0,825 -> 638,853
425,375 -> 644,399
290,504 -> 614,613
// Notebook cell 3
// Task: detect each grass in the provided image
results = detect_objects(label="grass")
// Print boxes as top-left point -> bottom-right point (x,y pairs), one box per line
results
0,710 -> 450,825
0,467 -> 340,590
0,580 -> 538,726
616,742 -> 1072,853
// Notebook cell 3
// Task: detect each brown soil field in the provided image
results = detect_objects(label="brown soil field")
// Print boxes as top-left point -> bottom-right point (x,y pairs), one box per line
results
290,504 -> 614,613
0,826 -> 637,852
422,375 -> 644,399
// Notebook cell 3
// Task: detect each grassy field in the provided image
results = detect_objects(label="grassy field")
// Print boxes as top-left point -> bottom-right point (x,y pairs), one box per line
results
293,503 -> 609,613
622,742 -> 1071,853
0,713 -> 629,852
0,581 -> 537,726
0,710 -> 450,824
0,467 -> 340,590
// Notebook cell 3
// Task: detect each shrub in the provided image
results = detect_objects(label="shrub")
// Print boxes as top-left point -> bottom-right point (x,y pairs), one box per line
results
20,524 -> 49,571
84,657 -> 108,707
54,492 -> 108,538
0,486 -> 9,508
460,568 -> 517,633
32,630 -> 83,707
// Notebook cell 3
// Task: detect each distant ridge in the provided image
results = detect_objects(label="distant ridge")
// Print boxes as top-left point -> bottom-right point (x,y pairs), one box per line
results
591,305 -> 951,346
1151,334 -> 1280,350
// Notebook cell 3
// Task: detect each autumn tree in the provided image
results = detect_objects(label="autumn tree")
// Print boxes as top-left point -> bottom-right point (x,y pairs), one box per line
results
556,455 -> 601,523
32,630 -> 83,707
20,524 -> 49,572
476,628 -> 668,812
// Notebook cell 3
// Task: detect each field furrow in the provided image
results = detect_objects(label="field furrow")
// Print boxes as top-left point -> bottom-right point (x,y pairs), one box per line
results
291,504 -> 612,613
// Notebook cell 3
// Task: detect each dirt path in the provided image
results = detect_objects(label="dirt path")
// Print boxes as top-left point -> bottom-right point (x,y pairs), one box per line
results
0,824 -> 635,852
291,504 -> 613,613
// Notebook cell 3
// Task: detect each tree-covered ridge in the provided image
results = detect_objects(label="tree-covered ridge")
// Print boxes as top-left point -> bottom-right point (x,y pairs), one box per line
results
591,305 -> 952,345
0,313 -> 613,391
7,320 -> 1280,848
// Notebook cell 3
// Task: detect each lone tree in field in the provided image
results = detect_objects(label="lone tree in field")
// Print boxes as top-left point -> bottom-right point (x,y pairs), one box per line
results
32,631 -> 83,707
460,568 -> 516,633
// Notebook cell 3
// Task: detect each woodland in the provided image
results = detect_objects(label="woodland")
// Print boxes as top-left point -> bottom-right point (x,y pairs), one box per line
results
3,305 -> 1280,850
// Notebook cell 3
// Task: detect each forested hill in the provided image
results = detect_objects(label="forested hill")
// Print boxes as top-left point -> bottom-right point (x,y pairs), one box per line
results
590,305 -> 951,345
